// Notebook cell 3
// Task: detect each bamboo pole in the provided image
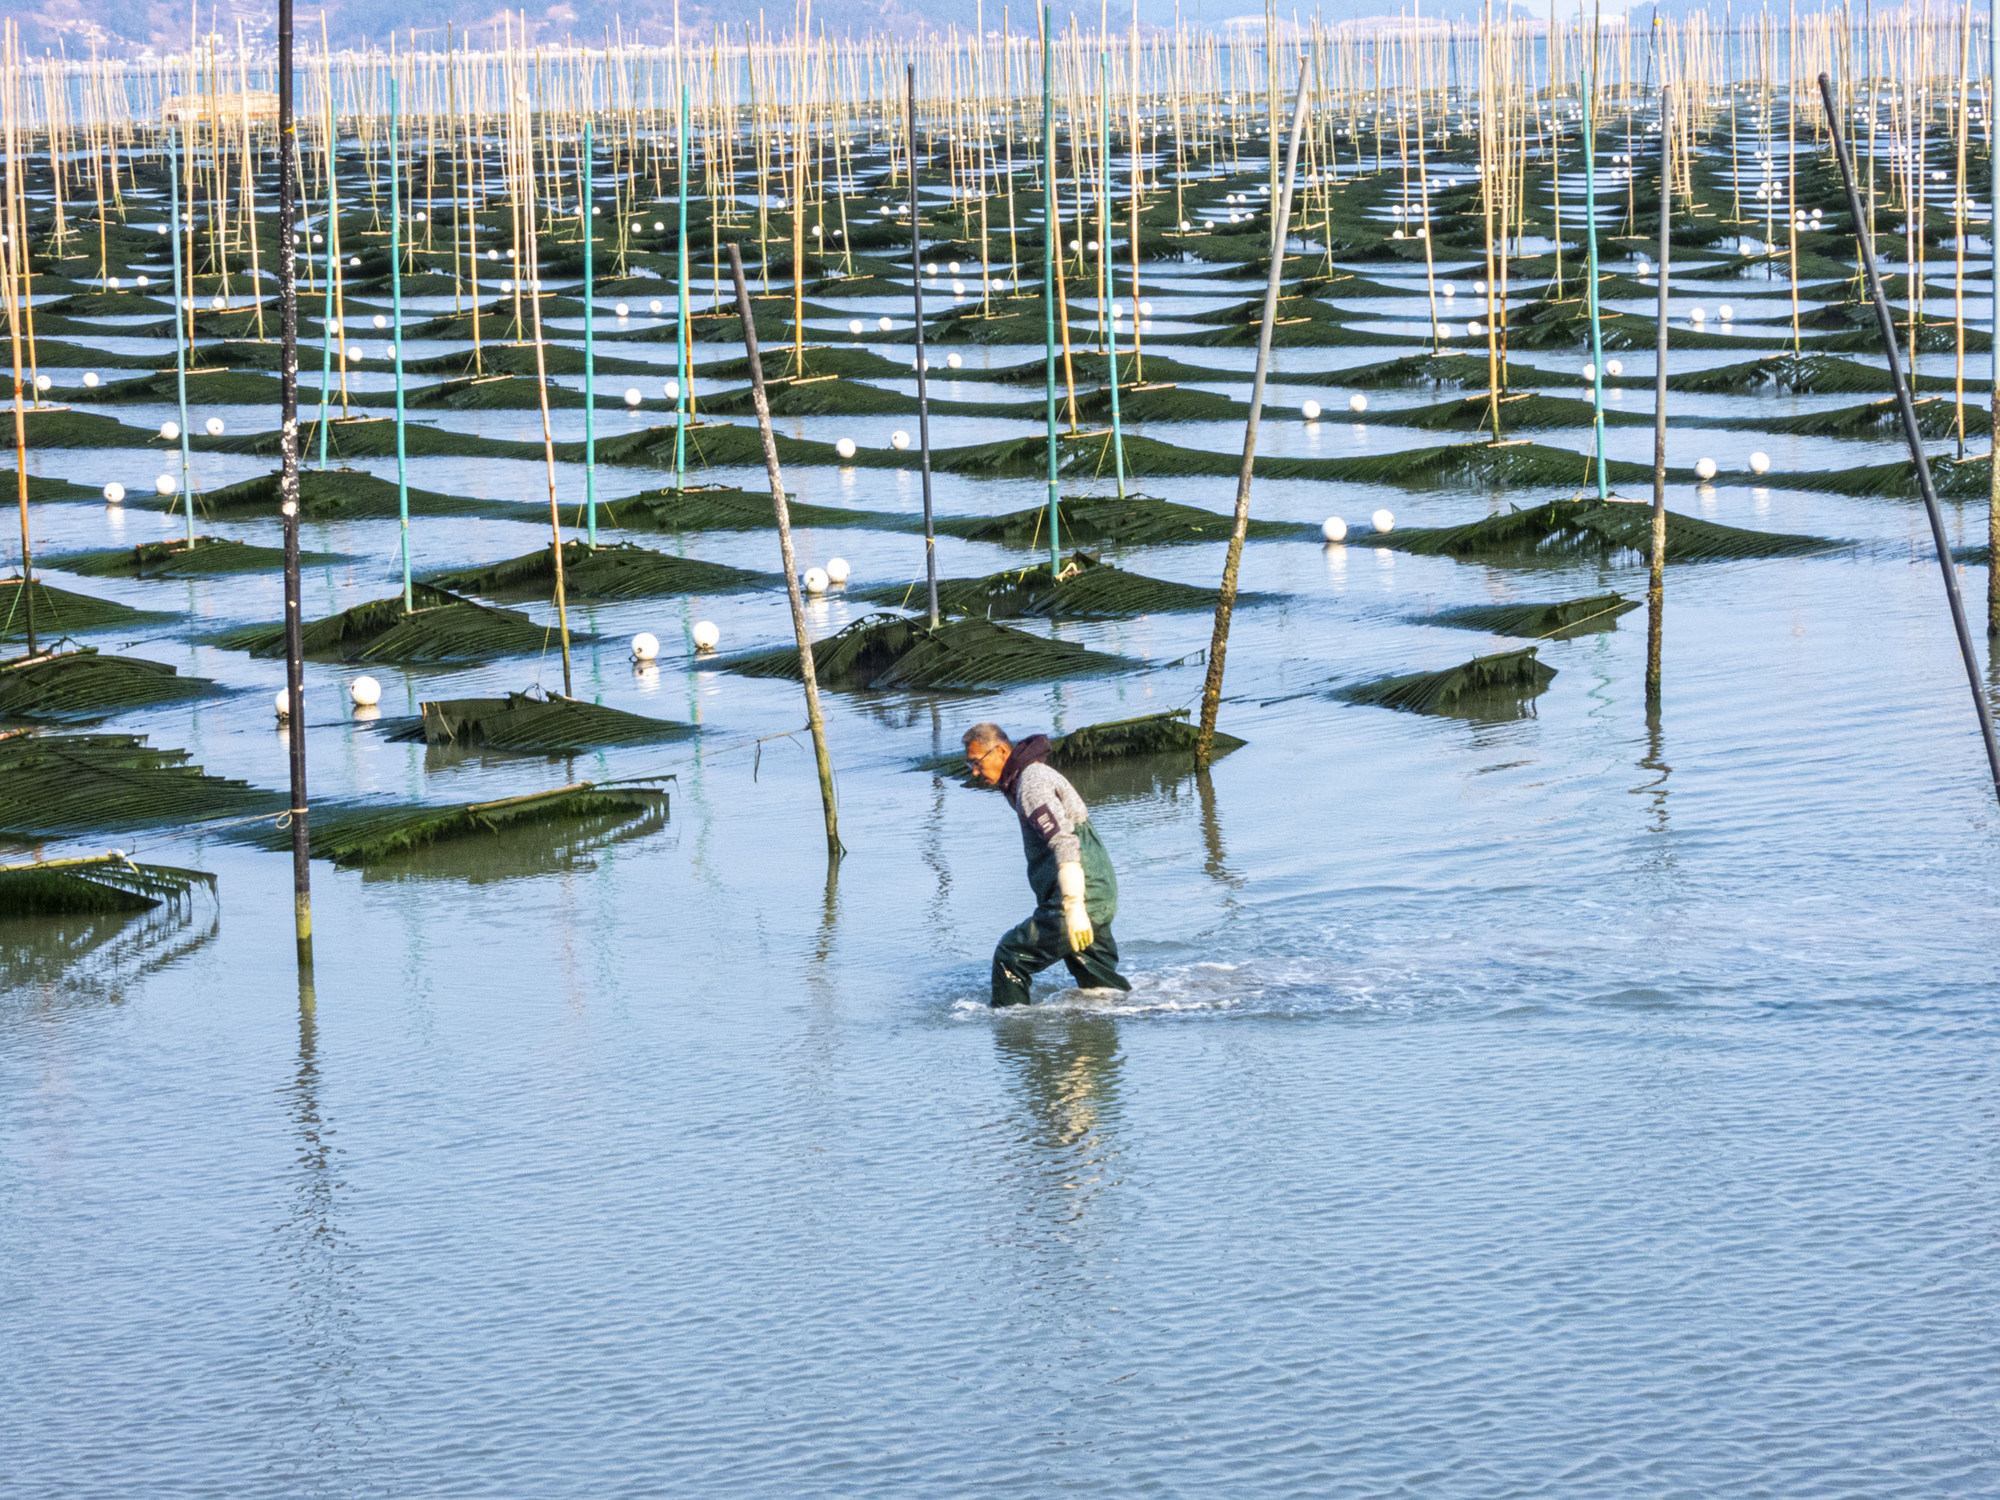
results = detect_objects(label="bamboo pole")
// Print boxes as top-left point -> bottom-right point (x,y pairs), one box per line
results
1195,60 -> 1311,768
390,77 -> 411,609
907,63 -> 940,628
1041,3 -> 1062,576
518,66 -> 573,698
583,119 -> 597,544
166,120 -> 195,546
4,23 -> 33,656
728,240 -> 843,864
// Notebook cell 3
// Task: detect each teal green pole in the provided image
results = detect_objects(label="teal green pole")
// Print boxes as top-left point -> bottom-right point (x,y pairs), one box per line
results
583,120 -> 596,545
317,144 -> 335,472
1582,74 -> 1609,501
166,122 -> 194,548
1100,53 -> 1126,500
1042,5 -> 1062,575
675,84 -> 690,491
390,77 -> 411,609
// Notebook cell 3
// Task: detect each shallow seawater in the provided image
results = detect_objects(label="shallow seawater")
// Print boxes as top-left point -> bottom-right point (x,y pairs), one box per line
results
7,318 -> 2000,1497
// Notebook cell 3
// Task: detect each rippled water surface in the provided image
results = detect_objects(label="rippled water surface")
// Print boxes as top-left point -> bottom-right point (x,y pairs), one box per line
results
6,332 -> 2000,1494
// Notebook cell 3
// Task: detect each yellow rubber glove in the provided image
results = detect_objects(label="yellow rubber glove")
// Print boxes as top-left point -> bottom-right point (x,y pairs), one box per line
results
1057,861 -> 1093,952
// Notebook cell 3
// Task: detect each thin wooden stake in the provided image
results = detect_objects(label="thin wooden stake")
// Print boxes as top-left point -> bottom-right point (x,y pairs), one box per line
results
729,241 -> 844,863
1195,59 -> 1311,767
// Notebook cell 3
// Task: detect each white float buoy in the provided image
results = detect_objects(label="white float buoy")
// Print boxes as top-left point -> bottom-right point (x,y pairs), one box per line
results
1371,509 -> 1396,534
836,436 -> 858,460
1349,393 -> 1368,413
156,474 -> 177,496
630,632 -> 660,661
1322,515 -> 1348,542
204,417 -> 224,436
274,690 -> 293,718
372,313 -> 387,329
1468,321 -> 1482,337
615,302 -> 629,317
349,675 -> 382,707
1605,360 -> 1624,378
945,352 -> 962,369
34,374 -> 50,392
649,300 -> 663,314
692,620 -> 720,652
890,430 -> 911,450
803,567 -> 830,594
1301,400 -> 1322,421
849,319 -> 865,334
83,372 -> 100,388
103,482 -> 126,503
877,316 -> 893,331
1749,451 -> 1771,475
1690,306 -> 1707,323
1441,283 -> 1456,298
1696,457 -> 1718,481
663,380 -> 681,400
210,295 -> 227,311
1719,305 -> 1734,321
826,557 -> 851,584
1582,362 -> 1597,381
159,420 -> 180,441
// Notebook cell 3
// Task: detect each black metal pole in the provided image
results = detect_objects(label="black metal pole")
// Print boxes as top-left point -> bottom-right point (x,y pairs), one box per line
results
1818,71 -> 2000,800
907,63 -> 938,628
277,0 -> 314,962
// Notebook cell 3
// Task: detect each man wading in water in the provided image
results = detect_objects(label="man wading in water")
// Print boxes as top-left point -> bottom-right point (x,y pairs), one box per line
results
963,722 -> 1132,1007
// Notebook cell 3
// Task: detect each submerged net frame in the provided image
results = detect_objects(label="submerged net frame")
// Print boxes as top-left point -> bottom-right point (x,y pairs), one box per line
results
0,647 -> 221,723
251,781 -> 673,868
0,852 -> 216,918
217,583 -> 569,664
424,541 -> 769,601
724,613 -> 1138,690
935,493 -> 1305,549
1348,498 -> 1831,564
384,692 -> 699,753
0,732 -> 281,839
1412,593 -> 1639,638
43,537 -> 337,577
1334,647 -> 1557,717
861,552 -> 1222,619
918,708 -> 1247,774
2,578 -> 164,638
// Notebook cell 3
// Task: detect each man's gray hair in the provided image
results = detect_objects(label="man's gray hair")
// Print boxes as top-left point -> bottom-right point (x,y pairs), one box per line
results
962,722 -> 1011,751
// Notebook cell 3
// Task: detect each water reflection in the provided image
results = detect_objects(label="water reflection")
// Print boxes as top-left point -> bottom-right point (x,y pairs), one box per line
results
1635,703 -> 1673,838
1194,768 -> 1244,894
0,903 -> 219,1017
266,966 -> 361,1491
992,1012 -> 1125,1248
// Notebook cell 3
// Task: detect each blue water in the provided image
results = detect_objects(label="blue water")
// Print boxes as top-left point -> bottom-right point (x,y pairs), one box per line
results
9,125 -> 2000,1496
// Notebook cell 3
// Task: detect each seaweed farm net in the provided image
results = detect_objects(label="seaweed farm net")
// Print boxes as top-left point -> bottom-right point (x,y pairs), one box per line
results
1334,648 -> 1557,719
385,692 -> 698,753
724,614 -> 1138,690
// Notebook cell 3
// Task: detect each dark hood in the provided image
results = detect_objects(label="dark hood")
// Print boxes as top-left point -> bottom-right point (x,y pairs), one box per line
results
995,734 -> 1052,798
